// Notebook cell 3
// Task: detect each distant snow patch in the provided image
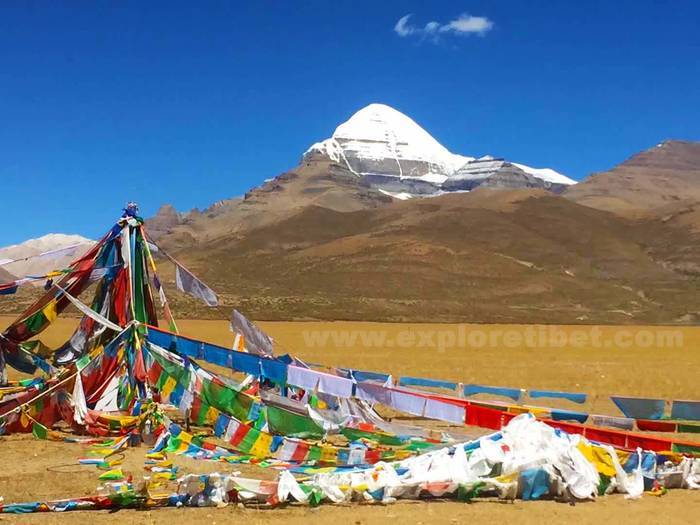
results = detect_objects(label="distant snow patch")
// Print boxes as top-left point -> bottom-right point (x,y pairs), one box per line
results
378,189 -> 413,200
512,163 -> 576,185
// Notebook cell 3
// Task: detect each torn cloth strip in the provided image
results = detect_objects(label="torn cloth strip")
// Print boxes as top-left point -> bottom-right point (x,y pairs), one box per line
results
529,390 -> 587,404
152,274 -> 177,332
463,384 -> 522,401
175,264 -> 218,307
230,309 -> 273,356
611,396 -> 665,420
55,286 -> 122,332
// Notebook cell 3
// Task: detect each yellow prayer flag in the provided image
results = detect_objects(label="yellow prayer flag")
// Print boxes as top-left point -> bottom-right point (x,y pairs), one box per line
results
249,432 -> 274,458
98,468 -> 125,480
161,377 -> 177,398
89,448 -> 116,457
320,445 -> 338,464
205,406 -> 220,425
42,301 -> 58,323
394,450 -> 413,460
153,471 -> 176,480
177,429 -> 193,444
577,442 -> 617,477
495,472 -> 519,483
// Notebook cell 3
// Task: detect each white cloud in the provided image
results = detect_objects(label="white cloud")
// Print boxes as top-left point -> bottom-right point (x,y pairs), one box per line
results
440,14 -> 493,35
424,21 -> 441,35
394,14 -> 417,37
394,13 -> 494,41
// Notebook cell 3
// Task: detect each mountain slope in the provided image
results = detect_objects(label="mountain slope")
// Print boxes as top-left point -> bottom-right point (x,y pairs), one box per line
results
565,140 -> 700,217
147,157 -> 391,249
170,189 -> 700,324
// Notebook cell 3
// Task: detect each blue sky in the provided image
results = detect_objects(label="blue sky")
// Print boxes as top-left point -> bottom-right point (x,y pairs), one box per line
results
1,1 -> 699,245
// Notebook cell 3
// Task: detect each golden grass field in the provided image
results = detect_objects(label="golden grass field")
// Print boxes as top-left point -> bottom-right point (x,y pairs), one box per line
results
1,316 -> 700,524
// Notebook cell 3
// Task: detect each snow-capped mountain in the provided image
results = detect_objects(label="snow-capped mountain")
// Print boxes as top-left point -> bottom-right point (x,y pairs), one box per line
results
305,103 -> 575,197
307,103 -> 473,181
0,233 -> 94,280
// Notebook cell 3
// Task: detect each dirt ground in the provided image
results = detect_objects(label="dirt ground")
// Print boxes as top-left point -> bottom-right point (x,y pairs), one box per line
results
1,317 -> 700,523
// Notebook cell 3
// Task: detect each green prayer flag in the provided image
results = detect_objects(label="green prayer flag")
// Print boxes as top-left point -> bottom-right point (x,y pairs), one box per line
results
76,354 -> 91,371
678,423 -> 700,434
673,442 -> 700,454
32,422 -> 48,440
164,436 -> 182,453
457,481 -> 485,501
342,427 -> 403,446
25,310 -> 47,335
195,402 -> 210,426
306,446 -> 322,462
238,427 -> 261,453
267,406 -> 323,438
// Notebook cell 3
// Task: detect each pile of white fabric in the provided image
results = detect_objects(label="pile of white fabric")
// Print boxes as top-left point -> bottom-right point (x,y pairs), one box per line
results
174,414 -> 700,507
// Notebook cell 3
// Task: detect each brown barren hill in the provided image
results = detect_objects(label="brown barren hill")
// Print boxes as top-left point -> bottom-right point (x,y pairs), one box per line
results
167,188 -> 700,324
565,140 -> 700,217
146,157 -> 391,250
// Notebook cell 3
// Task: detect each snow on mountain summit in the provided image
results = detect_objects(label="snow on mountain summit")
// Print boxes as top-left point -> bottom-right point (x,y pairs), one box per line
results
307,103 -> 472,179
512,163 -> 576,185
305,103 -> 574,196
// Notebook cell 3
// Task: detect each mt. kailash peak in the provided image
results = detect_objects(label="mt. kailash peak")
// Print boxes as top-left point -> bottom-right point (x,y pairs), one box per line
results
304,103 -> 575,198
